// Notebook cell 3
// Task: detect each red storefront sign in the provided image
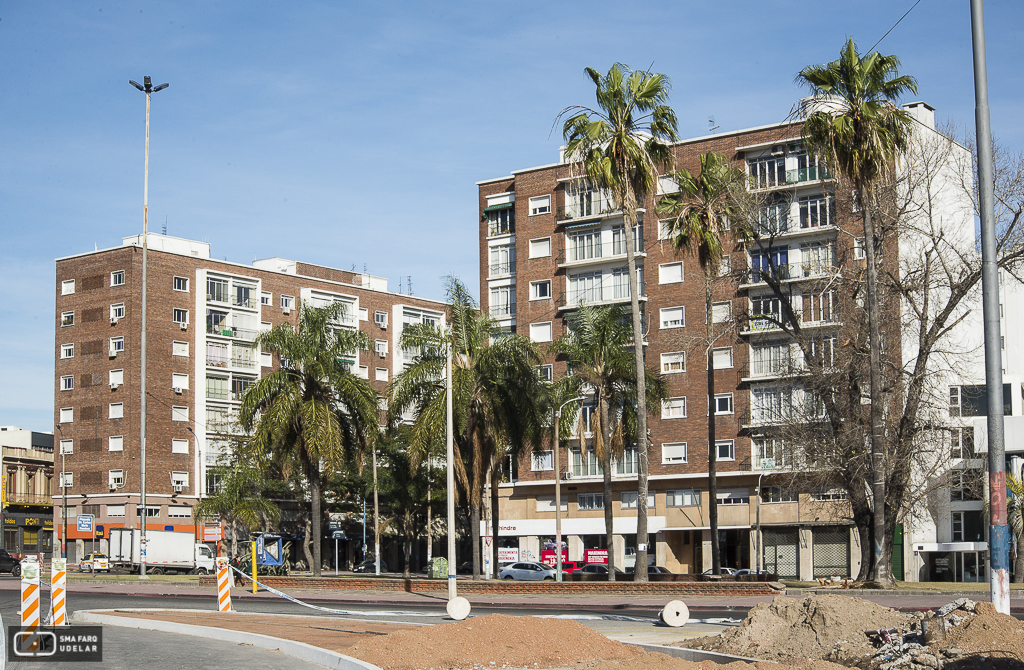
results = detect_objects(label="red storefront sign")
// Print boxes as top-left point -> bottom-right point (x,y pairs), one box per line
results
540,550 -> 568,566
584,548 -> 608,565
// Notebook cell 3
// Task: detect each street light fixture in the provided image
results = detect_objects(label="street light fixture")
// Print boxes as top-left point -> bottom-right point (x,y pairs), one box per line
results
128,75 -> 169,579
55,424 -> 68,559
554,396 -> 586,583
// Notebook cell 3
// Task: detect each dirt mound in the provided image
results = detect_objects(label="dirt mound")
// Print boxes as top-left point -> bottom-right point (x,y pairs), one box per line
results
679,595 -> 915,664
590,653 -> 850,670
943,606 -> 1024,670
349,613 -> 643,670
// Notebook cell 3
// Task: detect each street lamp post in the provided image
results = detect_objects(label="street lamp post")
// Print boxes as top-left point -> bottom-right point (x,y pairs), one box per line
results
129,76 -> 168,579
554,396 -> 586,583
446,344 -> 457,600
55,424 -> 68,559
755,471 -> 766,574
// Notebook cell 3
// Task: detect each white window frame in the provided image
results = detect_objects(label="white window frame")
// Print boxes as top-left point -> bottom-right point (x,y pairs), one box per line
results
530,280 -> 552,300
657,219 -> 674,240
375,367 -> 389,382
531,450 -> 554,471
536,364 -> 553,383
172,406 -> 189,422
661,351 -> 686,374
59,407 -> 73,423
712,347 -> 733,369
662,442 -> 687,464
854,237 -> 866,260
171,472 -> 189,488
110,336 -> 125,353
172,373 -> 189,390
375,339 -> 388,356
666,489 -> 701,507
61,311 -> 74,327
530,321 -> 553,343
109,469 -> 125,488
172,438 -> 189,454
658,261 -> 684,284
261,291 -> 272,306
714,393 -> 734,415
280,295 -> 295,310
61,343 -> 74,359
109,402 -> 124,419
110,270 -> 125,287
621,491 -> 653,509
173,276 -> 189,292
110,303 -> 125,320
59,439 -> 73,454
61,375 -> 74,391
172,308 -> 189,324
662,397 -> 686,419
173,340 -> 189,357
660,306 -> 685,329
109,435 -> 123,452
711,301 -> 732,323
107,505 -> 126,517
577,493 -> 604,510
168,506 -> 192,518
528,237 -> 552,258
716,439 -> 735,461
62,279 -> 75,295
357,365 -> 369,379
717,487 -> 750,505
60,472 -> 73,488
529,195 -> 551,216
109,369 -> 124,386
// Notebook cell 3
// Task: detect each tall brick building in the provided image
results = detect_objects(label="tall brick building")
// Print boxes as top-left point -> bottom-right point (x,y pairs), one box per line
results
53,233 -> 445,561
476,102 -> 955,580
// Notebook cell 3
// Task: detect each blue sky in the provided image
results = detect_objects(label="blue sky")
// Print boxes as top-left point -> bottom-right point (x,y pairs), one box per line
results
2,1 -> 1022,431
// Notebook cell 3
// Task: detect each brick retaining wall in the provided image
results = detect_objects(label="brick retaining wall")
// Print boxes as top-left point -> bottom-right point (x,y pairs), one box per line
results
199,574 -> 783,596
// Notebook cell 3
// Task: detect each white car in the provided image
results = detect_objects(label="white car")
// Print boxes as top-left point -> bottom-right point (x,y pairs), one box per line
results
498,561 -> 557,580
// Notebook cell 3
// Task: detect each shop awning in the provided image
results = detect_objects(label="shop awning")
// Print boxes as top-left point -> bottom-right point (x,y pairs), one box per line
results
483,202 -> 514,212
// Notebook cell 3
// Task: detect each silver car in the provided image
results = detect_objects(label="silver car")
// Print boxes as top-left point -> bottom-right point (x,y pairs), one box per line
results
498,561 -> 557,580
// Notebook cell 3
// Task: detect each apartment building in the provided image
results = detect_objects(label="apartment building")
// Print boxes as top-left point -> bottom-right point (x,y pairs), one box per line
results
53,233 -> 445,560
0,426 -> 55,557
477,101 -> 964,581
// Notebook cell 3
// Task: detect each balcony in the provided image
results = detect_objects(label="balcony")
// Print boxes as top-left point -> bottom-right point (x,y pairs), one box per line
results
488,262 -> 515,278
557,240 -> 645,268
787,165 -> 829,184
231,294 -> 256,309
206,386 -> 230,401
749,163 -> 830,191
231,354 -> 257,370
206,325 -> 257,341
558,282 -> 646,311
3,446 -> 54,460
489,303 -> 517,319
556,192 -> 618,222
740,262 -> 838,288
5,492 -> 53,506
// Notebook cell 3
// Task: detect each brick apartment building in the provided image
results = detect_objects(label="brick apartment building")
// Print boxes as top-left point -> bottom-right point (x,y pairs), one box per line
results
53,233 -> 445,561
476,102 -> 954,580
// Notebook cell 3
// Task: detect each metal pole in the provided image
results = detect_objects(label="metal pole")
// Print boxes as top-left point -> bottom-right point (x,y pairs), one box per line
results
446,343 -> 457,600
372,444 -> 380,576
56,425 -> 68,560
970,0 -> 1010,615
755,472 -> 765,573
139,87 -> 150,579
554,397 -> 585,583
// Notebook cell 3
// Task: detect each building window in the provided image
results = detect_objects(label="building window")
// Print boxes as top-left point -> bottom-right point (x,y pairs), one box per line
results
109,435 -> 123,452
59,407 -> 73,423
529,238 -> 551,259
662,442 -> 687,464
375,367 -> 389,382
950,383 -> 1011,417
61,343 -> 74,359
61,375 -> 74,391
577,493 -> 604,510
489,286 -> 516,318
659,262 -> 683,284
720,255 -> 731,276
712,301 -> 732,323
111,303 -> 125,320
712,347 -> 733,369
172,406 -> 189,422
173,276 -> 189,292
662,397 -> 686,419
621,491 -> 652,509
854,237 -> 866,260
529,195 -> 551,215
172,373 -> 189,390
109,369 -> 124,387
171,472 -> 189,490
716,439 -> 735,461
536,364 -> 553,383
110,270 -> 125,287
661,351 -> 685,373
951,427 -> 975,459
717,487 -> 749,505
59,440 -> 73,454
172,341 -> 189,357
714,393 -> 734,415
357,365 -> 369,379
811,487 -> 848,502
60,472 -> 73,488
173,309 -> 189,324
261,291 -> 272,306
61,311 -> 74,327
107,505 -> 125,517
761,486 -> 797,503
109,469 -> 124,488
660,306 -> 684,329
950,469 -> 983,501
108,403 -> 123,419
530,280 -> 551,301
168,506 -> 192,518
531,451 -> 553,471
280,295 -> 295,311
666,489 -> 700,507
489,244 -> 515,277
798,194 -> 835,229
530,322 -> 553,343
62,279 -> 75,295
109,337 -> 124,355
139,506 -> 161,518
375,339 -> 388,357
486,205 -> 515,236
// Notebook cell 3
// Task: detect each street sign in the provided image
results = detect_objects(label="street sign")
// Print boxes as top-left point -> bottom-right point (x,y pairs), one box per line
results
95,525 -> 104,538
76,515 -> 94,533
203,524 -> 223,541
760,458 -> 775,470
331,530 -> 346,540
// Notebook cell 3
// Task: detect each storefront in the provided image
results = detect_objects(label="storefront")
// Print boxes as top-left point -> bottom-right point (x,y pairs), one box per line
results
2,512 -> 53,557
915,542 -> 988,582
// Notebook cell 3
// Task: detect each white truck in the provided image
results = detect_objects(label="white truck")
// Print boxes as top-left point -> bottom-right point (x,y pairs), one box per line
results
109,528 -> 216,575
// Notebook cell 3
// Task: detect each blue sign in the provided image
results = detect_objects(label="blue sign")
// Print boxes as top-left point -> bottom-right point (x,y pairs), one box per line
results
77,515 -> 94,532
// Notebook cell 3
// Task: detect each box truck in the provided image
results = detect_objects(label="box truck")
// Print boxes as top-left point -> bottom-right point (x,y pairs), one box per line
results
109,528 -> 216,574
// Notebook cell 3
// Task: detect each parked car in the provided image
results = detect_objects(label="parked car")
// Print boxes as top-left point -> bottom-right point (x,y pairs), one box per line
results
79,553 -> 110,573
557,560 -> 586,574
702,567 -> 736,575
352,559 -> 387,573
498,562 -> 557,581
577,563 -> 626,575
733,568 -> 771,576
0,549 -> 21,576
625,564 -> 673,575
456,561 -> 474,574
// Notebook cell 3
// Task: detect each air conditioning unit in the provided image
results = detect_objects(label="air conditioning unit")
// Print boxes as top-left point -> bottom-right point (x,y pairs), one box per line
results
770,145 -> 784,156
561,471 -> 573,481
172,484 -> 184,493
108,348 -> 118,358
377,349 -> 386,358
110,316 -> 119,325
109,382 -> 120,390
109,483 -> 117,491
173,387 -> 183,395
375,312 -> 388,329
283,307 -> 291,315
180,322 -> 188,331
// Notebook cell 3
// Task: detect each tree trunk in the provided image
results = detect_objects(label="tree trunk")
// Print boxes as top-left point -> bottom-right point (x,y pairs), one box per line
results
372,444 -> 381,576
620,184 -> 650,583
600,391 -> 615,581
1015,544 -> 1024,584
309,457 -> 322,577
403,516 -> 412,578
491,465 -> 500,577
301,514 -> 314,573
861,200 -> 892,586
706,274 -> 720,574
470,503 -> 482,580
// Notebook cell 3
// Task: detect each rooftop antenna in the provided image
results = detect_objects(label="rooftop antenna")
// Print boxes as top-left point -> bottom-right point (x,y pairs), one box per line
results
398,277 -> 403,294
351,263 -> 356,271
708,115 -> 720,134
364,263 -> 367,273
408,276 -> 413,296
162,216 -> 167,236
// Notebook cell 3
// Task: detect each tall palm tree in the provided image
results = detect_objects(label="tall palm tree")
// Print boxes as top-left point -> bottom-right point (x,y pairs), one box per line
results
798,38 -> 917,585
239,302 -> 380,577
551,304 -> 666,579
389,277 -> 547,579
560,64 -> 678,579
656,151 -> 744,575
195,460 -> 280,560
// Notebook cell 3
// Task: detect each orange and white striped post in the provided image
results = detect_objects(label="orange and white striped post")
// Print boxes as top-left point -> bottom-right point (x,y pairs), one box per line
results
50,558 -> 68,626
215,557 -> 232,612
20,561 -> 41,652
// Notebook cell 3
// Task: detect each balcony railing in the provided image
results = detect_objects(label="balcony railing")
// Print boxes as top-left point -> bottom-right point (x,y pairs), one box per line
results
206,292 -> 229,303
206,353 -> 229,368
786,165 -> 829,184
207,325 -> 257,341
560,281 -> 647,309
206,387 -> 230,400
230,355 -> 257,369
231,295 -> 256,309
557,193 -> 617,221
489,304 -> 517,318
557,239 -> 645,266
5,492 -> 53,506
744,262 -> 838,284
489,262 -> 515,277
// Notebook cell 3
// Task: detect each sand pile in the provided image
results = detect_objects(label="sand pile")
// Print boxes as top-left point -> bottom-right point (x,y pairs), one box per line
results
680,595 -> 915,664
941,601 -> 1024,670
349,613 -> 643,670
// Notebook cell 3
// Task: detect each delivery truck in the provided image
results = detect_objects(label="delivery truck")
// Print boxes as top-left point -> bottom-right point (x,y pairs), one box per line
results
109,528 -> 216,574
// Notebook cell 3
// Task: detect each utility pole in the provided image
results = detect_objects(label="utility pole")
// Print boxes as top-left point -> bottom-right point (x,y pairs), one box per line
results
554,396 -> 585,583
446,343 -> 457,600
129,76 -> 168,580
970,0 -> 1010,615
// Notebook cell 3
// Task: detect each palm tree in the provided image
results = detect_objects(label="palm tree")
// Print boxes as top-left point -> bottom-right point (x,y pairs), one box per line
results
239,302 -> 380,577
656,151 -> 744,575
560,64 -> 678,579
195,460 -> 280,560
798,38 -> 917,585
551,304 -> 666,579
389,277 -> 547,579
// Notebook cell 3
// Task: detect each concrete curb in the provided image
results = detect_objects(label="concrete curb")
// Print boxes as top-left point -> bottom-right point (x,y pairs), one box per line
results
632,642 -> 760,665
71,609 -> 383,670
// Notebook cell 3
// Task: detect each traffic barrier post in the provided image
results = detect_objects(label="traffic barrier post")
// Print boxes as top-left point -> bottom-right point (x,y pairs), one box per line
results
215,557 -> 232,612
50,558 -> 68,626
20,561 -> 41,651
